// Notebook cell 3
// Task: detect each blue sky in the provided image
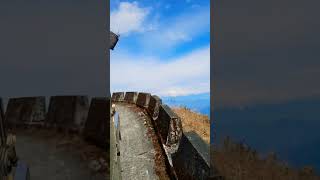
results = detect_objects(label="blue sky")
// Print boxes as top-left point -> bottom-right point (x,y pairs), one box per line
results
110,0 -> 210,96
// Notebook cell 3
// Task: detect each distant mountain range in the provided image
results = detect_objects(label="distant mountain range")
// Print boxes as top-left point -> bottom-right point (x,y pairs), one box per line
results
161,92 -> 210,117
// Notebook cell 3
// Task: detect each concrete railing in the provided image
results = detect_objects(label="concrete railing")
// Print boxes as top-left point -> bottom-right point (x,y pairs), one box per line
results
112,92 -> 210,179
0,96 -> 109,150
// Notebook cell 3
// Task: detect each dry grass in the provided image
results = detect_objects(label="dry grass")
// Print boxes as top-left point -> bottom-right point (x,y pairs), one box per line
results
172,106 -> 210,144
212,137 -> 320,180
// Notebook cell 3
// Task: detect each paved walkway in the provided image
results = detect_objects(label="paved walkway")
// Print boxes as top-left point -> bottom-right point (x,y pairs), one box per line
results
115,103 -> 159,180
15,129 -> 106,180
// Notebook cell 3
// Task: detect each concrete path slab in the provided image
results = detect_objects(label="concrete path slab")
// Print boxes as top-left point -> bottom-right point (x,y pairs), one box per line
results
115,103 -> 161,180
15,129 -> 106,180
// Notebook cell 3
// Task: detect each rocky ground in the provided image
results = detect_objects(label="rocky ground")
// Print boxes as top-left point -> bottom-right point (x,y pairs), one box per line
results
13,128 -> 107,180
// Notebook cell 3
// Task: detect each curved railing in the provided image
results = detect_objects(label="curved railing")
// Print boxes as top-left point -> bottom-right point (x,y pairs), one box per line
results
0,93 -> 210,179
111,92 -> 210,179
1,96 -> 109,149
0,96 -> 109,179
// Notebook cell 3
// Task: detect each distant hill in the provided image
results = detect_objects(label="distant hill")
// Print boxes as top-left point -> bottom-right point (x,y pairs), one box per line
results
172,107 -> 210,144
161,92 -> 210,117
215,97 -> 320,173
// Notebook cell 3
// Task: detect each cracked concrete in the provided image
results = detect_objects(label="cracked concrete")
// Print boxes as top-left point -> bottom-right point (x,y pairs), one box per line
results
115,103 -> 161,180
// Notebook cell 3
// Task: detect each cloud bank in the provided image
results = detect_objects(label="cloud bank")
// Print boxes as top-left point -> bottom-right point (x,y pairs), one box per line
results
110,1 -> 151,35
110,1 -> 210,96
111,46 -> 210,96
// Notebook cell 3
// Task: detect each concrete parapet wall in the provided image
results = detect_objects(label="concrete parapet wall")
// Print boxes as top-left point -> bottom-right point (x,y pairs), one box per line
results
46,96 -> 74,128
111,92 -> 125,102
5,97 -> 46,127
46,96 -> 89,132
0,95 -> 109,152
147,95 -> 162,120
172,133 -> 210,179
123,92 -> 138,104
0,92 -> 209,179
0,92 -> 209,178
83,97 -> 110,149
74,96 -> 90,132
136,92 -> 151,108
112,91 -> 210,180
156,104 -> 183,147
1,91 -> 210,179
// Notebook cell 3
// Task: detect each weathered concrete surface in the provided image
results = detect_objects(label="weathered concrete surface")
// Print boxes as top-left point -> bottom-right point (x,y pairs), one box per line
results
46,96 -> 75,128
136,93 -> 151,108
123,92 -> 138,104
184,131 -> 210,164
114,103 -> 161,180
5,97 -> 46,127
74,96 -> 89,132
112,92 -> 125,102
83,97 -> 109,149
46,96 -> 89,132
172,132 -> 210,179
15,129 -> 106,180
147,95 -> 162,120
156,104 -> 183,146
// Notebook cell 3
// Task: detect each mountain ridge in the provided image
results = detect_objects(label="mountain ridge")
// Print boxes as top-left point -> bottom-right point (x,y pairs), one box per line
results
161,92 -> 210,117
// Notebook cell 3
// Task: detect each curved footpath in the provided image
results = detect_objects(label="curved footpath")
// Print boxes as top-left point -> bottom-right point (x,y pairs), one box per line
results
115,103 -> 169,180
0,96 -> 109,180
15,129 -> 105,180
112,92 -> 211,180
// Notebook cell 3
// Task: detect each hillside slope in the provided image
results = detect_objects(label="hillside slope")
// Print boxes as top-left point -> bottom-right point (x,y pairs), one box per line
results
172,107 -> 210,144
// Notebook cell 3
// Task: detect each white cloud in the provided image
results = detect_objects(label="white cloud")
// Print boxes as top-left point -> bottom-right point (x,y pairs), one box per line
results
111,46 -> 210,96
139,7 -> 210,51
110,1 -> 210,97
111,1 -> 150,35
111,2 -> 209,52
